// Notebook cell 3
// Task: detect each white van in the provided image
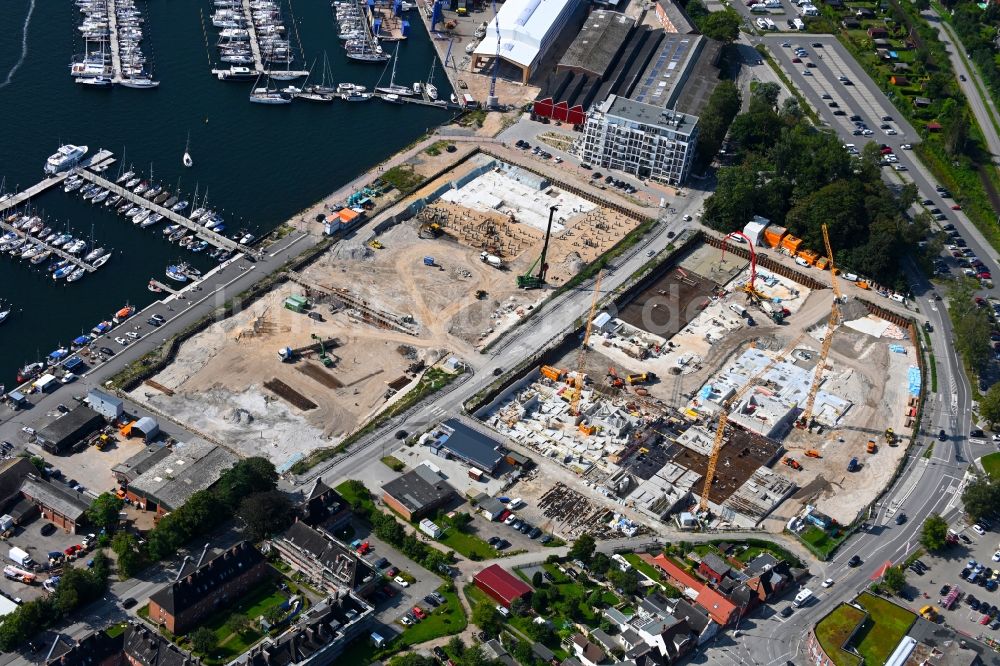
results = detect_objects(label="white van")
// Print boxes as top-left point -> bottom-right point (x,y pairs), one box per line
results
795,257 -> 811,268
730,303 -> 748,317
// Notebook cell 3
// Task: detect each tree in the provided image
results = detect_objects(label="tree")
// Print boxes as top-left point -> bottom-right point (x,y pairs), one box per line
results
226,613 -> 253,636
237,490 -> 293,541
532,571 -> 544,587
263,605 -> 285,627
216,457 -> 278,509
980,383 -> 1000,426
446,511 -> 472,530
471,600 -> 503,636
190,627 -> 218,654
568,533 -> 597,563
700,9 -> 741,43
28,456 -> 47,475
342,479 -> 370,508
85,493 -> 124,532
447,636 -> 466,658
607,568 -> 639,596
531,589 -> 549,613
390,655 -> 436,666
590,552 -> 611,575
920,514 -> 950,552
962,475 -> 1000,522
882,565 -> 907,594
111,532 -> 143,579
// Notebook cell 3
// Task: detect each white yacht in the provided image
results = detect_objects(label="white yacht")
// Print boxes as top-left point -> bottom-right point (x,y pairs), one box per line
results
44,144 -> 89,175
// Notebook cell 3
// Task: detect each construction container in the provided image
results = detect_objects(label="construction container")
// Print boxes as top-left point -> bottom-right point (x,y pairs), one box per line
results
815,257 -> 829,270
798,249 -> 819,265
763,225 -> 788,248
781,235 -> 803,254
539,365 -> 564,382
284,295 -> 309,313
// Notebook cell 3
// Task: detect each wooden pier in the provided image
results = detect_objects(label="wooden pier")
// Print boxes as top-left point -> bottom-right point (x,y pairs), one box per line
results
148,278 -> 179,295
106,0 -> 124,82
0,150 -> 115,215
374,92 -> 459,110
0,216 -> 99,273
76,169 -> 254,256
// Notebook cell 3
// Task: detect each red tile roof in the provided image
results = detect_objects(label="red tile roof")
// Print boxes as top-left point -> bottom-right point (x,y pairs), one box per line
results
474,564 -> 532,607
696,586 -> 738,625
648,553 -> 702,590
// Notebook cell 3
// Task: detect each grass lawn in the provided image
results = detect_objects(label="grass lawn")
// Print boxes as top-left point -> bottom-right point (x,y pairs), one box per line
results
623,553 -> 663,583
335,481 -> 377,516
394,588 -> 467,649
981,451 -> 1000,478
198,579 -> 289,663
105,623 -> 128,639
814,604 -> 865,666
800,526 -> 838,558
437,528 -> 495,561
854,593 -> 916,666
381,455 -> 405,472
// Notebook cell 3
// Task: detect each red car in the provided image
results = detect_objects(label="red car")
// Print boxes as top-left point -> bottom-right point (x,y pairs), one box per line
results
412,606 -> 426,620
976,297 -> 986,307
880,146 -> 893,154
980,272 -> 992,280
952,204 -> 962,210
356,542 -> 370,555
386,567 -> 399,577
792,57 -> 801,63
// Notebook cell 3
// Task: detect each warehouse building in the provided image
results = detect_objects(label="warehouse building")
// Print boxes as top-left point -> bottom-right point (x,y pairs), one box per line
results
655,0 -> 697,33
471,0 -> 585,83
474,564 -> 532,608
381,464 -> 455,521
126,439 -> 237,514
111,444 -> 170,486
85,389 -> 123,421
20,476 -> 92,532
425,420 -> 505,473
36,406 -> 105,454
581,95 -> 699,185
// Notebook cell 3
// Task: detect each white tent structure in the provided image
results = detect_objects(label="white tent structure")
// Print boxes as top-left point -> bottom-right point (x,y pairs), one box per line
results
472,0 -> 584,83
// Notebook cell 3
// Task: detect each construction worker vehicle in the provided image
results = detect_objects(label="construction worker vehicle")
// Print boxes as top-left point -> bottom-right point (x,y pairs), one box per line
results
804,450 -> 821,458
607,367 -> 623,388
368,239 -> 384,249
518,206 -> 557,289
311,334 -> 334,368
627,372 -> 654,385
93,434 -> 111,451
867,440 -> 877,454
783,457 -> 802,470
885,428 -> 898,446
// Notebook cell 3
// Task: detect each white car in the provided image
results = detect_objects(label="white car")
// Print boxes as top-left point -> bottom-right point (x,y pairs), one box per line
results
400,616 -> 412,626
886,129 -> 897,135
504,514 -> 518,525
60,373 -> 77,384
125,331 -> 139,340
803,69 -> 812,76
394,576 -> 410,587
893,164 -> 907,172
991,434 -> 1000,441
795,257 -> 810,267
21,426 -> 34,436
992,550 -> 1000,562
115,336 -> 128,345
822,578 -> 834,588
901,143 -> 912,150
973,524 -> 986,536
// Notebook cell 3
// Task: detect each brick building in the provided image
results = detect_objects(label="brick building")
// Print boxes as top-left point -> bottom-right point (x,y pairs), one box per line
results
147,542 -> 270,635
20,476 -> 91,533
381,464 -> 455,521
269,520 -> 378,597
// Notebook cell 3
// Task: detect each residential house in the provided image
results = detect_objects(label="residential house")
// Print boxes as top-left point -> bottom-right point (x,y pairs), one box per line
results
647,553 -> 702,595
914,97 -> 932,108
481,639 -> 517,666
239,593 -> 375,666
841,17 -> 860,28
866,25 -> 886,36
571,634 -> 607,666
298,478 -> 352,532
671,599 -> 719,646
532,642 -> 558,665
147,542 -> 270,635
698,553 -> 731,585
269,520 -> 378,597
695,585 -> 740,626
589,628 -> 619,655
631,614 -> 696,663
890,75 -> 910,86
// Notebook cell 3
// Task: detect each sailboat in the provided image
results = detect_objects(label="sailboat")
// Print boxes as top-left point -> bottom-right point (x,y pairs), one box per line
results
249,73 -> 292,104
306,53 -> 338,95
425,58 -> 439,101
375,44 -> 414,96
183,132 -> 194,168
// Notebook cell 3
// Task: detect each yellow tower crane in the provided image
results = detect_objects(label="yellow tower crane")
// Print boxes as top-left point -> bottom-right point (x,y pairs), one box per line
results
571,270 -> 604,417
795,224 -> 843,430
699,334 -> 805,513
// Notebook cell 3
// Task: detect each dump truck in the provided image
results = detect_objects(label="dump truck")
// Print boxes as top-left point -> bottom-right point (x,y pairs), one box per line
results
540,366 -> 565,382
847,457 -> 860,472
783,457 -> 801,470
627,372 -> 654,385
885,428 -> 898,446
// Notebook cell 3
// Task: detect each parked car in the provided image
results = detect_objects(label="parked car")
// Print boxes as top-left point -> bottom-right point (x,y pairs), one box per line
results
394,576 -> 409,587
848,555 -> 862,567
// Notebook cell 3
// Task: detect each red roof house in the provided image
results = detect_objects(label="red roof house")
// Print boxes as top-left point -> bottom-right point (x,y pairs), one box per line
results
474,564 -> 532,608
695,586 -> 739,626
648,553 -> 702,592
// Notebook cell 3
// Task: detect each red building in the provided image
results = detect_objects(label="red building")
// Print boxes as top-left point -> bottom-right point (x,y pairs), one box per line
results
473,564 -> 532,608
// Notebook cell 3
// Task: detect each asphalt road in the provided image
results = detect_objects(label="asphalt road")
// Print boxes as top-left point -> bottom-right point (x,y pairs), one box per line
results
923,10 -> 1000,165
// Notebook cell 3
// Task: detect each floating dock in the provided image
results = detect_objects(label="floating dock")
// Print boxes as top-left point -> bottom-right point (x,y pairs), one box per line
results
106,0 -> 124,82
209,0 -> 309,79
0,216 -> 99,273
75,169 -> 255,256
0,150 -> 115,215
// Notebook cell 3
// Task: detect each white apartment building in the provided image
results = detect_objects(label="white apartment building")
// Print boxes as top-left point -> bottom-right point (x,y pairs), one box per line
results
582,94 -> 699,185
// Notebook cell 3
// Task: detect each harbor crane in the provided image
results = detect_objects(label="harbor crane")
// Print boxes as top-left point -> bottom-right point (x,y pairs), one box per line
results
699,334 -> 805,513
570,270 -> 603,416
795,223 -> 842,430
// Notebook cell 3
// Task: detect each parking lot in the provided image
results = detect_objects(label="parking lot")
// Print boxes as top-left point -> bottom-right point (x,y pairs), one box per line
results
1,515 -> 93,604
899,519 -> 1000,639
350,519 -> 442,637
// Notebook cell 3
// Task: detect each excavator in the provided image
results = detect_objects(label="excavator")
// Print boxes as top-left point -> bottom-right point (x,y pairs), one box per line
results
607,367 -> 624,389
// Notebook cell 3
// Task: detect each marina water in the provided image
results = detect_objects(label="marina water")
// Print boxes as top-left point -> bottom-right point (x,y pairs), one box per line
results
0,0 -> 451,382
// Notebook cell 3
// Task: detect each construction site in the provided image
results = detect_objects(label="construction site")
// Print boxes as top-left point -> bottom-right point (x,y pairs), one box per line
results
126,154 -> 643,469
483,230 -> 921,530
